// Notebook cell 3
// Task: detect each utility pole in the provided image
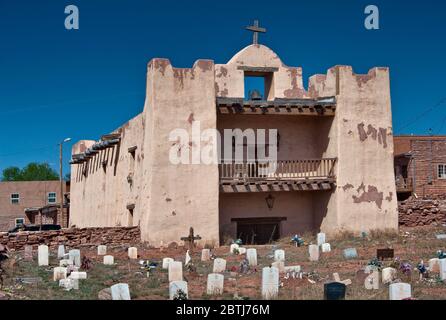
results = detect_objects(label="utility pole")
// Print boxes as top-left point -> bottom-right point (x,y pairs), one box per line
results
60,137 -> 71,227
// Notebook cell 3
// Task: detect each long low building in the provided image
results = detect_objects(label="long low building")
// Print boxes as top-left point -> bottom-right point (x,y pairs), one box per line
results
69,41 -> 398,247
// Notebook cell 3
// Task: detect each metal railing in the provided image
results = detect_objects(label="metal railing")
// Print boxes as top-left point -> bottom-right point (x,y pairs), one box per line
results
219,159 -> 337,181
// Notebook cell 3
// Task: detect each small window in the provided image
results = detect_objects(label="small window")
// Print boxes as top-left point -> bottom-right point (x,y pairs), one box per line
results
244,76 -> 265,100
15,218 -> 25,227
438,165 -> 446,179
48,192 -> 57,204
11,193 -> 19,205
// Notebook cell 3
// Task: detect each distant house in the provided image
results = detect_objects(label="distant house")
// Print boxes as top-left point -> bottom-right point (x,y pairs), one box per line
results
0,181 -> 70,231
394,136 -> 446,200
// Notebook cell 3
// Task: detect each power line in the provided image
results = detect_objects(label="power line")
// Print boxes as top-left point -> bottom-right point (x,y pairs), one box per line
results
396,97 -> 446,132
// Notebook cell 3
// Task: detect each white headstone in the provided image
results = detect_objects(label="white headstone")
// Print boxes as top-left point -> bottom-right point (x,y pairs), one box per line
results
60,259 -> 74,267
308,245 -> 319,262
213,258 -> 227,273
69,271 -> 87,280
262,267 -> 279,300
38,245 -> 49,266
162,257 -> 174,269
440,259 -> 446,280
111,283 -> 131,300
365,270 -> 380,290
271,261 -> 285,273
69,249 -> 81,267
207,273 -> 224,295
57,245 -> 65,259
97,245 -> 107,256
274,249 -> 285,262
53,267 -> 67,281
201,249 -> 210,261
128,247 -> 137,259
185,250 -> 191,265
317,233 -> 326,246
238,247 -> 247,255
168,261 -> 183,282
103,255 -> 114,265
169,280 -> 188,300
59,278 -> 74,290
284,265 -> 301,273
321,243 -> 331,253
230,243 -> 240,254
389,283 -> 411,300
247,249 -> 257,266
382,267 -> 397,284
429,258 -> 440,273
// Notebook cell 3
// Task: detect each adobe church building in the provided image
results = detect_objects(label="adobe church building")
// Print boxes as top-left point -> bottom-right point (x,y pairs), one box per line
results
70,25 -> 398,246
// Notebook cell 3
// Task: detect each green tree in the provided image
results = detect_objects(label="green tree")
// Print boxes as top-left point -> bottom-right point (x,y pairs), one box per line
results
1,162 -> 59,181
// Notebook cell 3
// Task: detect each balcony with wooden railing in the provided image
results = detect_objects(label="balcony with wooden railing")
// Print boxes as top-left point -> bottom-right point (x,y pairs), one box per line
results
219,158 -> 337,192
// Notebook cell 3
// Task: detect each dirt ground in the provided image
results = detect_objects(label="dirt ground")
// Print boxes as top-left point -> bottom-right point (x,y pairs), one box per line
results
0,226 -> 445,300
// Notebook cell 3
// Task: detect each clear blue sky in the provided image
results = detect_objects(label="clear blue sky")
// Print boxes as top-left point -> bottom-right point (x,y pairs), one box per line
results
0,0 -> 445,176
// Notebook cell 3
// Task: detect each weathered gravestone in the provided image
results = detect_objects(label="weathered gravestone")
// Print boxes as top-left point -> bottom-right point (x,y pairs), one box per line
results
59,278 -> 75,291
207,273 -> 224,295
128,247 -> 138,259
284,265 -> 301,273
97,245 -> 107,256
274,249 -> 285,262
24,245 -> 33,261
38,245 -> 49,266
262,267 -> 279,300
168,261 -> 183,282
377,248 -> 394,261
321,243 -> 331,253
213,258 -> 227,273
382,267 -> 397,284
69,271 -> 87,279
271,261 -> 285,273
309,245 -> 319,262
343,248 -> 358,260
440,259 -> 446,280
69,249 -> 81,267
201,249 -> 211,262
436,234 -> 446,240
169,281 -> 188,300
389,283 -> 411,300
317,233 -> 326,246
247,249 -> 257,266
429,258 -> 440,273
238,247 -> 247,255
103,255 -> 114,265
53,267 -> 67,281
324,282 -> 346,300
111,283 -> 131,300
57,245 -> 65,259
364,270 -> 380,290
162,257 -> 174,269
60,259 -> 73,267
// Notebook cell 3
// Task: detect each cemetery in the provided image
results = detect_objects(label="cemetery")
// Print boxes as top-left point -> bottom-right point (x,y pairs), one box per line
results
0,225 -> 446,300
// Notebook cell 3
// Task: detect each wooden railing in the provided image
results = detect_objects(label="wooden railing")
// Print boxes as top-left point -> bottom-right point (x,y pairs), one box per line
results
219,159 -> 337,181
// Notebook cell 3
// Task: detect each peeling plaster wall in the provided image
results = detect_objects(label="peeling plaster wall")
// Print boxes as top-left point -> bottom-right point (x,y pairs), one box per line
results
141,58 -> 219,247
330,66 -> 398,233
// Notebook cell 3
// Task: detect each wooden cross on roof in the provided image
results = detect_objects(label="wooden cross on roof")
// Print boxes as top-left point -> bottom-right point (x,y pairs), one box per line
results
180,227 -> 202,250
246,20 -> 266,45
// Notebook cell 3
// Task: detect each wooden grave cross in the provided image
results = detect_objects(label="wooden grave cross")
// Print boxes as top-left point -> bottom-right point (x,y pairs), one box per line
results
180,227 -> 202,250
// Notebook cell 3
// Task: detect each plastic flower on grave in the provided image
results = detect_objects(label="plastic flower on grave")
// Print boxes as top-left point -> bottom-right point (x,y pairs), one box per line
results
437,250 -> 446,259
367,258 -> 383,269
417,262 -> 427,274
399,262 -> 412,276
291,235 -> 304,247
234,239 -> 243,245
